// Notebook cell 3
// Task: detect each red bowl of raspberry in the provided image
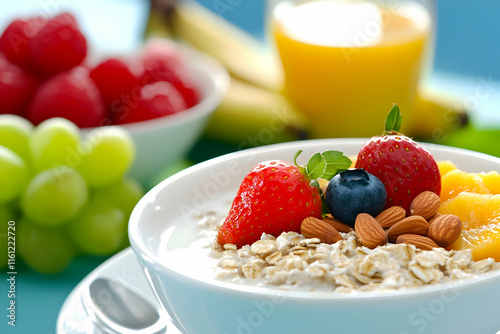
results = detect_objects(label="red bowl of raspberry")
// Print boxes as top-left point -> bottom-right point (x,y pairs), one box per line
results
0,13 -> 229,185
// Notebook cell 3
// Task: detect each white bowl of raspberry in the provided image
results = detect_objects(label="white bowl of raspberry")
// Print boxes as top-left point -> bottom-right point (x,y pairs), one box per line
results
129,138 -> 500,334
0,11 -> 228,187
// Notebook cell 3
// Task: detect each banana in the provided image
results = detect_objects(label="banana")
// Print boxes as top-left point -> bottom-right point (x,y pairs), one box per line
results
203,78 -> 310,147
408,88 -> 469,141
170,0 -> 283,91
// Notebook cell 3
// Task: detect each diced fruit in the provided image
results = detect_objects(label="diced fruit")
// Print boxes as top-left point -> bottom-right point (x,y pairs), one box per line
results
21,166 -> 88,226
17,218 -> 75,274
66,197 -> 126,256
26,66 -> 106,127
325,169 -> 386,226
29,117 -> 81,172
0,53 -> 39,115
439,192 -> 500,230
450,224 -> 500,262
77,126 -> 135,187
439,192 -> 500,261
29,13 -> 87,77
89,57 -> 144,107
0,114 -> 33,164
440,169 -> 490,202
355,105 -> 441,214
437,160 -> 457,177
141,40 -> 199,107
0,17 -> 44,68
114,81 -> 187,124
0,146 -> 29,203
477,171 -> 500,195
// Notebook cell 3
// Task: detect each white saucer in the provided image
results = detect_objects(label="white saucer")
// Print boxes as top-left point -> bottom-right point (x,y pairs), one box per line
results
56,248 -> 182,334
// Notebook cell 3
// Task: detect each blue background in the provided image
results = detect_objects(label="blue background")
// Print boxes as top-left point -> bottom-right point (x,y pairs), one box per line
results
1,1 -> 499,333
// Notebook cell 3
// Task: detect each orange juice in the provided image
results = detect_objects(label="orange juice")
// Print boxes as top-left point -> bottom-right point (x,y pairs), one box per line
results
272,0 -> 432,138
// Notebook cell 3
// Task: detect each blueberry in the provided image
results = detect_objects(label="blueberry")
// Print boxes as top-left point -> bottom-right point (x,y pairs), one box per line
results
325,169 -> 386,226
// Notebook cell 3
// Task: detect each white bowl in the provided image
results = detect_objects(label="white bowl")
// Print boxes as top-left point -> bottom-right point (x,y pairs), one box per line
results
129,139 -> 500,334
121,46 -> 229,186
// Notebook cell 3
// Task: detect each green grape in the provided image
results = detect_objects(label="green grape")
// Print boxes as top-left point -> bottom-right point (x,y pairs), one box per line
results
67,197 -> 126,256
77,126 -> 135,187
92,178 -> 144,216
0,114 -> 33,164
30,118 -> 81,172
0,146 -> 29,203
21,166 -> 88,226
17,218 -> 75,274
0,206 -> 16,269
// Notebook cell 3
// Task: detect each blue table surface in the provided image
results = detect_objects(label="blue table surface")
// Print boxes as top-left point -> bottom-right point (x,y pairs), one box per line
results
1,0 -> 499,333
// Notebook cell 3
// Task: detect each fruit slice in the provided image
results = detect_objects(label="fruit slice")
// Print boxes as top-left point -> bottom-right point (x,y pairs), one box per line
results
449,223 -> 500,262
477,171 -> 500,195
439,192 -> 500,261
440,169 -> 489,202
439,192 -> 500,230
436,160 -> 457,177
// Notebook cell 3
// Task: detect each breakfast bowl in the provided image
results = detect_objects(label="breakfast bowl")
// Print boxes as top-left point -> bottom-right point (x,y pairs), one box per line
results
129,138 -> 500,334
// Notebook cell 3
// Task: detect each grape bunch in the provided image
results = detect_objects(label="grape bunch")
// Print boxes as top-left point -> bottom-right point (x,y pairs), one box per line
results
0,115 -> 143,274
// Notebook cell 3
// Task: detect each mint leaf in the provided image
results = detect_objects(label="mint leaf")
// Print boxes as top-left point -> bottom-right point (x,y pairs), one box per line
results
384,104 -> 402,132
305,150 -> 352,180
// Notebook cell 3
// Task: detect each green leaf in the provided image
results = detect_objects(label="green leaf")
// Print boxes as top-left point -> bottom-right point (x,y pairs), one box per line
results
293,150 -> 306,175
305,150 -> 352,180
384,104 -> 402,132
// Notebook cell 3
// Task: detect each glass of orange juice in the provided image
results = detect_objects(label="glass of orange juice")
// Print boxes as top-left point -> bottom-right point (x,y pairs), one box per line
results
270,0 -> 434,138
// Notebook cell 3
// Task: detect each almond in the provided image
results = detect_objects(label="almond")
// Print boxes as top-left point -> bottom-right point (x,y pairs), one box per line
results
396,234 -> 440,250
387,215 -> 429,243
375,206 -> 406,228
427,213 -> 442,225
428,214 -> 462,247
322,217 -> 353,233
354,213 -> 387,249
410,191 -> 441,219
301,217 -> 342,244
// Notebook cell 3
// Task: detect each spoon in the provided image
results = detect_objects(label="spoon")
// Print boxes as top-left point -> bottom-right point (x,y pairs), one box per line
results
82,277 -> 167,334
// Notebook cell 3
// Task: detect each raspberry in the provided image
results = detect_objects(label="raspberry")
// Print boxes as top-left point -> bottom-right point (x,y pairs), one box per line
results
114,81 -> 187,124
26,66 -> 106,127
141,41 -> 199,108
89,58 -> 143,107
0,53 -> 39,115
0,17 -> 44,68
29,13 -> 87,77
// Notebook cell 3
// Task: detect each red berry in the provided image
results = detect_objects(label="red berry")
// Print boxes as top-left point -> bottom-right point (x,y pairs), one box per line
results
355,135 -> 441,214
141,41 -> 199,108
90,57 -> 143,106
0,53 -> 39,115
217,160 -> 323,248
29,13 -> 87,77
0,17 -> 44,68
113,81 -> 187,124
26,66 -> 106,127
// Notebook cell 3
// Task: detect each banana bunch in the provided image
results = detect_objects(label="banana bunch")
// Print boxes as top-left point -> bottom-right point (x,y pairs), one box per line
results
146,0 -> 468,145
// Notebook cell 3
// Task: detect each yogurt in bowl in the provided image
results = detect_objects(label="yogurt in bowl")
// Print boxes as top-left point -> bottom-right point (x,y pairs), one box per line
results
129,139 -> 500,334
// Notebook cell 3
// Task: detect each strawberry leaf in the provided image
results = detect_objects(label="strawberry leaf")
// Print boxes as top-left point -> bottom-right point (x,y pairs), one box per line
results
384,104 -> 402,132
305,150 -> 352,180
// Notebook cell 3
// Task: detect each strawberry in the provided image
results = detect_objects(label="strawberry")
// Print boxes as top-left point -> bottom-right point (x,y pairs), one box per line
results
217,150 -> 352,248
355,105 -> 441,214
